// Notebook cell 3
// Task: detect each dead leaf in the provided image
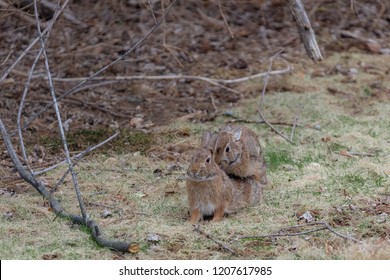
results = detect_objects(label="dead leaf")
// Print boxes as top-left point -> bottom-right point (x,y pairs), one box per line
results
321,136 -> 333,142
42,253 -> 61,260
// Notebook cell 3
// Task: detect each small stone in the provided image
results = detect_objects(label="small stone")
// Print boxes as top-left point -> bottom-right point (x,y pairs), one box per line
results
101,209 -> 112,218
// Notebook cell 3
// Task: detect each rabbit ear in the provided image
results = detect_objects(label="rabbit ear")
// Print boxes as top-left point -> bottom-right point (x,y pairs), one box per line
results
201,130 -> 212,148
232,128 -> 242,141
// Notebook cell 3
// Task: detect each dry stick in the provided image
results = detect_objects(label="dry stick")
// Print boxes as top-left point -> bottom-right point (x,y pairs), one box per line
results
287,0 -> 323,63
225,116 -> 298,127
0,119 -> 133,252
290,104 -> 304,142
17,47 -> 44,173
259,49 -> 285,106
193,225 -> 238,256
14,66 -> 292,86
33,0 -> 87,221
257,50 -> 295,144
1,50 -> 13,66
147,0 -> 158,24
13,0 -> 178,136
217,0 -> 234,39
51,134 -> 119,191
233,227 -> 328,241
317,221 -> 361,243
0,0 -> 70,85
34,132 -> 120,176
257,109 -> 295,145
40,0 -> 88,28
233,221 -> 361,243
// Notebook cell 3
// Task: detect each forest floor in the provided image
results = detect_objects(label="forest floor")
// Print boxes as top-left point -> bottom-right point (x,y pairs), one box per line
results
0,1 -> 389,259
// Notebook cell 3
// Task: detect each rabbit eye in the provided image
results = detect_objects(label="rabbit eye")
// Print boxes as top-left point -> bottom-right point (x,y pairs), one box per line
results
206,157 -> 211,163
225,146 -> 230,153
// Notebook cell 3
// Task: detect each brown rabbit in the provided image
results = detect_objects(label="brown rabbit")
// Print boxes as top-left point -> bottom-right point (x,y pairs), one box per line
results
214,125 -> 267,185
186,130 -> 236,224
230,176 -> 263,208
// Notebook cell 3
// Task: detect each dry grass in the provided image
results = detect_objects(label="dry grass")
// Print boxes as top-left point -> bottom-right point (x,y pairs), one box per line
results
1,53 -> 389,259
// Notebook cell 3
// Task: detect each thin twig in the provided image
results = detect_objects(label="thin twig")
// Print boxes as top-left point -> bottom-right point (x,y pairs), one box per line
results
34,132 -> 120,176
34,0 -> 87,221
193,225 -> 238,255
1,50 -> 13,66
257,110 -> 295,144
234,227 -> 328,241
17,45 -> 44,173
40,0 -> 88,28
257,49 -> 295,144
147,0 -> 158,24
20,67 -> 292,85
217,0 -> 234,39
50,133 -> 120,192
232,221 -> 362,243
290,104 -> 304,142
259,48 -> 285,106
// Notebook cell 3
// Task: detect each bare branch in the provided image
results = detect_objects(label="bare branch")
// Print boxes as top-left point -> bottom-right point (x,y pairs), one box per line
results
33,0 -> 87,221
13,66 -> 292,85
287,0 -> 323,63
0,119 -> 133,253
257,49 -> 295,144
232,221 -> 362,243
17,46 -> 44,173
259,48 -> 285,106
257,109 -> 295,144
217,0 -> 234,39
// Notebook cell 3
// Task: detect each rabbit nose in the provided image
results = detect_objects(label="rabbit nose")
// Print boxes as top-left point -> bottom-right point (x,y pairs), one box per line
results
220,160 -> 228,168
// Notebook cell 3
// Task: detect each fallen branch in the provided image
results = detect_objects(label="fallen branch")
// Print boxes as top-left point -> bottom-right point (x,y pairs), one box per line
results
193,225 -> 238,256
0,119 -> 134,252
232,221 -> 361,243
13,66 -> 292,85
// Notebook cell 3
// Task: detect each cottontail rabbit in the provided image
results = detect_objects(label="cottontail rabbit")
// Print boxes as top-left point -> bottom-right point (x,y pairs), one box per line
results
186,130 -> 235,224
214,125 -> 267,185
